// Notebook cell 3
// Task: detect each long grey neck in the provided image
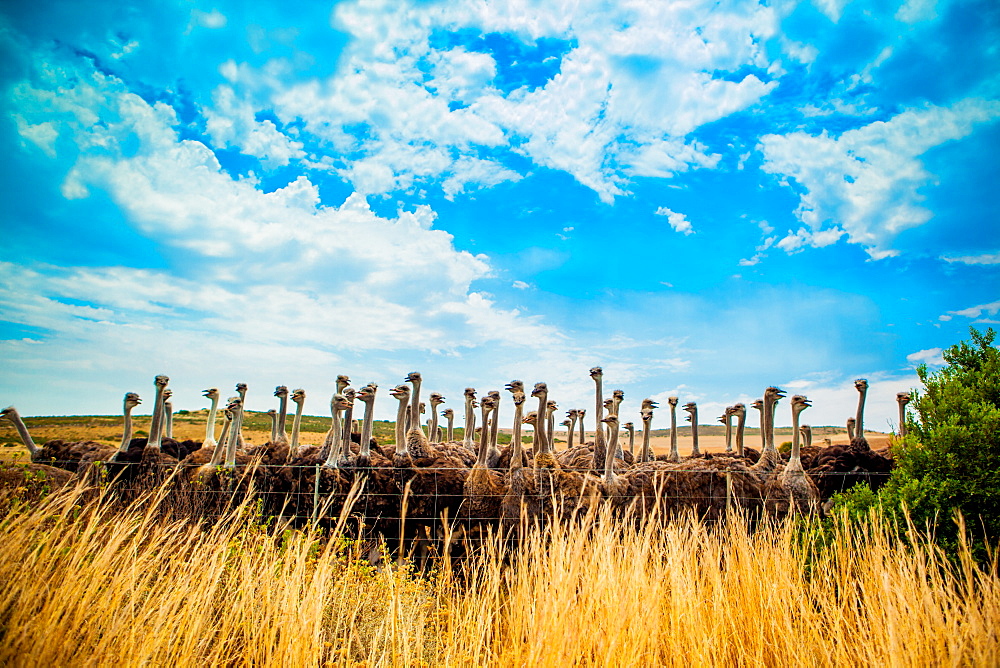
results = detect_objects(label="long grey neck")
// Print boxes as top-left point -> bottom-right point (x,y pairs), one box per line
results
289,401 -> 304,458
446,414 -> 454,442
119,404 -> 135,453
788,408 -> 803,471
690,409 -> 700,457
408,379 -> 421,438
210,417 -> 229,466
612,397 -> 624,458
757,407 -> 767,449
642,413 -> 653,462
847,419 -> 855,440
342,400 -> 355,447
898,403 -> 905,437
855,387 -> 866,437
323,408 -> 342,468
225,406 -> 243,467
577,416 -> 585,446
394,399 -> 408,455
594,377 -> 605,450
603,423 -> 618,483
724,414 -> 732,453
538,394 -> 550,454
764,397 -> 778,454
148,384 -> 167,451
627,428 -> 635,456
475,404 -> 493,467
268,413 -> 278,443
6,408 -> 39,458
429,408 -> 439,444
277,393 -> 289,444
360,400 -> 374,458
204,395 -> 219,445
463,396 -> 475,448
546,410 -> 554,452
236,387 -> 247,443
669,404 -> 678,454
164,402 -> 173,439
566,415 -> 575,450
511,403 -> 524,469
736,411 -> 746,456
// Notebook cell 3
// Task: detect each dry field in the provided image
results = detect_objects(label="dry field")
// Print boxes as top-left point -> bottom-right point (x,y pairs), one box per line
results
0,481 -> 996,666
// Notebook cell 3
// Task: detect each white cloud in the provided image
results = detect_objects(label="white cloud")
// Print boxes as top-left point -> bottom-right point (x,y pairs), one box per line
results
896,0 -> 939,23
941,252 -> 1000,265
204,85 -> 305,168
654,206 -> 694,235
759,99 -> 1000,259
512,280 -> 530,289
906,347 -> 944,367
946,299 -> 1000,320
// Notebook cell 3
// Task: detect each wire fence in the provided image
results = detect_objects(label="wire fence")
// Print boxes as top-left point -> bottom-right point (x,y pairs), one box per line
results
1,456 -> 893,564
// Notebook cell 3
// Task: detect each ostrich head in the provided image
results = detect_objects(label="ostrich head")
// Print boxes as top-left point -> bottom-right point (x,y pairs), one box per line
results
343,387 -> 356,403
765,386 -> 787,403
163,388 -> 173,400
641,408 -> 654,424
522,411 -> 538,425
547,400 -> 558,416
800,424 -> 812,440
488,390 -> 501,407
235,382 -> 247,394
505,380 -> 524,393
202,388 -> 219,400
578,408 -> 586,419
227,397 -> 242,412
464,387 -> 477,400
512,391 -> 526,407
667,396 -> 678,407
336,375 -> 351,391
562,419 -> 572,428
601,414 -> 620,428
897,391 -> 911,405
566,408 -> 579,420
418,402 -> 425,414
682,402 -> 697,422
612,389 -> 624,402
751,399 -> 764,412
356,384 -> 377,405
791,395 -> 812,415
154,375 -> 170,388
854,378 -> 868,392
124,392 -> 142,409
266,408 -> 277,418
274,385 -> 288,398
589,366 -> 603,380
429,392 -> 445,407
331,393 -> 351,413
623,421 -> 634,432
641,398 -> 659,410
717,414 -> 727,425
480,395 -> 496,415
603,398 -> 614,411
291,389 -> 306,405
531,382 -> 548,398
0,406 -> 17,422
389,384 -> 410,402
405,371 -> 421,384
732,402 -> 746,417
847,417 -> 856,429
441,408 -> 454,419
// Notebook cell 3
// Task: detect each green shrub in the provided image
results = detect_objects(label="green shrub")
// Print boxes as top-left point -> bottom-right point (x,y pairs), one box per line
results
835,327 -> 1000,562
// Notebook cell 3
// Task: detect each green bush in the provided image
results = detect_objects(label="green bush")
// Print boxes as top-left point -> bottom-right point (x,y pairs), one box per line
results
835,327 -> 1000,562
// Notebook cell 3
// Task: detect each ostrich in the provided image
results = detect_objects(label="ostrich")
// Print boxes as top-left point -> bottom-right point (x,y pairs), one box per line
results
752,399 -> 767,451
722,407 -> 734,454
464,396 -> 506,522
428,392 -> 445,443
499,380 -> 529,469
851,378 -> 870,449
623,422 -> 635,457
201,388 -> 221,450
546,400 -> 559,452
611,389 -> 625,459
764,395 -> 820,517
531,382 -> 601,519
562,419 -> 574,446
110,392 -> 142,461
265,409 -> 278,444
273,386 -> 290,446
442,408 -> 455,442
664,396 -> 680,463
897,391 -> 911,438
322,394 -> 351,469
339,387 -> 357,454
390,384 -> 412,468
576,409 -> 586,447
463,387 -> 477,451
180,398 -> 235,482
234,382 -> 248,450
846,417 -> 856,441
603,398 -> 615,442
73,392 -> 143,476
286,389 -> 306,462
486,389 -> 503,467
162,388 -> 174,440
142,375 -> 179,467
565,409 -> 579,450
590,367 -> 608,471
502,389 -> 540,528
682,402 -> 703,458
798,424 -> 821,469
639,398 -> 658,463
750,387 -> 786,476
731,403 -> 759,463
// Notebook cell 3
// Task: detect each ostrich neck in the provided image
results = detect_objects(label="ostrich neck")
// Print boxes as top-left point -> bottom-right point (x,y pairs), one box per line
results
789,408 -> 803,470
236,388 -> 246,440
359,401 -> 374,457
594,377 -> 605,448
7,409 -> 39,457
603,424 -> 618,483
577,417 -> 585,447
277,393 -> 288,441
757,407 -> 767,448
290,402 -> 304,456
164,402 -> 173,439
628,429 -> 635,455
323,409 -> 343,468
148,384 -> 167,450
429,408 -> 439,444
490,403 -> 500,451
446,414 -> 454,442
566,416 -> 575,450
736,411 -> 746,456
475,406 -> 492,467
856,387 -> 867,437
269,413 -> 278,443
690,410 -> 700,456
394,399 -> 408,455
546,411 -> 554,452
669,405 -> 678,455
764,397 -> 778,453
226,407 -> 243,467
724,416 -> 732,452
464,396 -> 475,448
205,395 -> 219,444
119,405 -> 135,453
847,420 -> 855,440
210,419 -> 229,466
511,404 -> 524,468
408,378 -> 422,437
535,393 -> 549,454
642,415 -> 653,462
342,402 -> 355,446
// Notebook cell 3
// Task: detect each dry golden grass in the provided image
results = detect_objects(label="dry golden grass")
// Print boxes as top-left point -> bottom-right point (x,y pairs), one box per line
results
0,482 -> 997,667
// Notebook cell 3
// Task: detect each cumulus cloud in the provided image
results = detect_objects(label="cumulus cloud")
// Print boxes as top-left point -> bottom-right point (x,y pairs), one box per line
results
655,207 -> 694,235
941,252 -> 1000,265
906,347 -> 945,366
944,299 -> 1000,321
758,100 -> 1000,259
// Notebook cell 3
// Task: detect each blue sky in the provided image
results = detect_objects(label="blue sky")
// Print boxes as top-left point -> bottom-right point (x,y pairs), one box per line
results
1,0 -> 998,429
